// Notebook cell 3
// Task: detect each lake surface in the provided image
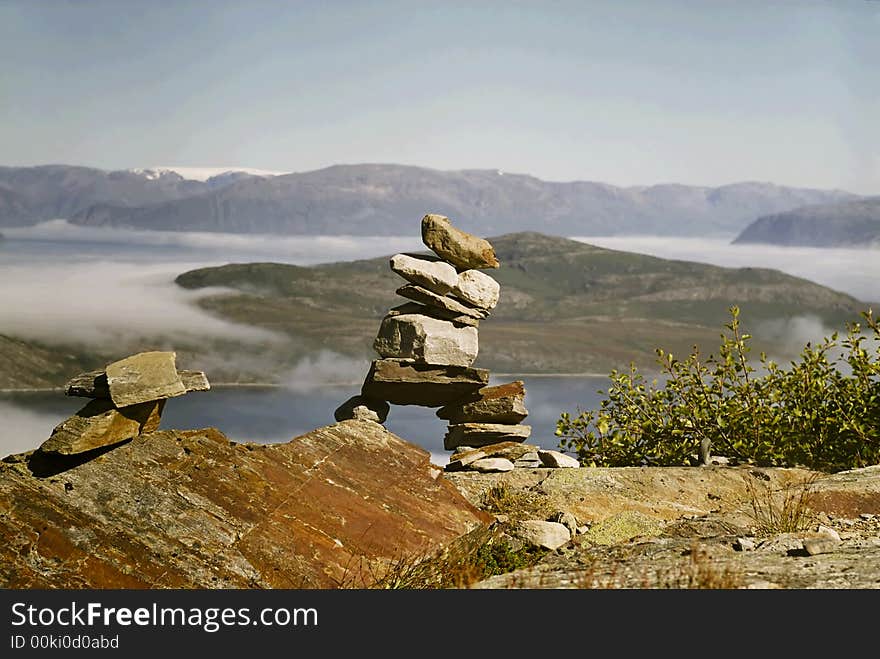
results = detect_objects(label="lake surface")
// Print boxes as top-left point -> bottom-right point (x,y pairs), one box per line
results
0,376 -> 610,465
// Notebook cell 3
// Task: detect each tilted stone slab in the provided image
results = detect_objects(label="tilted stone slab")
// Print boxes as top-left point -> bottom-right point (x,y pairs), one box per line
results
437,380 -> 528,424
361,359 -> 489,407
387,302 -> 479,328
39,399 -> 165,455
444,423 -> 532,450
397,284 -> 488,320
538,449 -> 580,468
446,441 -> 540,472
373,313 -> 479,367
390,253 -> 458,295
67,368 -> 210,399
421,213 -> 499,270
452,269 -> 500,310
105,351 -> 187,407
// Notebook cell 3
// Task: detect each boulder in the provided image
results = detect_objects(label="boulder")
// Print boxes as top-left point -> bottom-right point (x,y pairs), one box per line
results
361,359 -> 489,407
437,380 -> 528,424
373,313 -> 478,366
389,253 -> 458,295
38,399 -> 165,455
469,458 -> 515,473
0,421 -> 490,588
444,423 -> 532,451
333,395 -> 390,423
421,214 -> 499,270
538,449 -> 580,468
452,270 -> 500,310
67,368 -> 210,399
387,302 -> 479,328
105,351 -> 186,407
397,284 -> 488,320
514,520 -> 571,550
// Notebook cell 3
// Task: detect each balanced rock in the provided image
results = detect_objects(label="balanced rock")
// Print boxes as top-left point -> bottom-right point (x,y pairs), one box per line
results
397,284 -> 488,320
334,395 -> 389,423
451,270 -> 500,310
387,302 -> 479,328
106,351 -> 186,407
421,213 -> 499,270
39,399 -> 165,455
538,449 -> 580,468
373,313 -> 478,367
469,457 -> 515,473
362,359 -> 489,407
444,423 -> 532,450
437,380 -> 528,424
67,368 -> 210,399
390,253 -> 458,295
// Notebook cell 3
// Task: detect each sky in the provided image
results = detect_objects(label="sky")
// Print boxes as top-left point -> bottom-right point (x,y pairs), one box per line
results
1,0 -> 878,193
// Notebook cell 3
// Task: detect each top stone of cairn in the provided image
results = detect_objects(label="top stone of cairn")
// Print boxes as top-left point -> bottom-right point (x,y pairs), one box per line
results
421,214 -> 499,271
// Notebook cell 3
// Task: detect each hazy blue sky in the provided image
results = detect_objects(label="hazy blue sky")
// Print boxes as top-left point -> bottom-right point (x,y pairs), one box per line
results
1,1 -> 877,192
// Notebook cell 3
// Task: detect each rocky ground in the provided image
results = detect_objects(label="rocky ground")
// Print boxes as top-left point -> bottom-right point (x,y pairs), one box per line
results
446,464 -> 880,588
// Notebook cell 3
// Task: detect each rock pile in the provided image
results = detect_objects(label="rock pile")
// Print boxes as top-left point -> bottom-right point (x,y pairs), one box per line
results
336,213 -> 534,458
39,351 -> 209,455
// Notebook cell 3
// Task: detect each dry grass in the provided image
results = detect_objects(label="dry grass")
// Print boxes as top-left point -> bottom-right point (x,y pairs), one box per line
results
332,526 -> 546,589
744,472 -> 818,536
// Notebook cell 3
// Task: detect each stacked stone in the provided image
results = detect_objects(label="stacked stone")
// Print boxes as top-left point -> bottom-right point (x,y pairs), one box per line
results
39,351 -> 210,456
337,213 -> 532,458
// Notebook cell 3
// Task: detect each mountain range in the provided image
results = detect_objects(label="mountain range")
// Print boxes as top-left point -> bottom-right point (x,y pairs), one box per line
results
0,163 -> 858,237
734,197 -> 880,247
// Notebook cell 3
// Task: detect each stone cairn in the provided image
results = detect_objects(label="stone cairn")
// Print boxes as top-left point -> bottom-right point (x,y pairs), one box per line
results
335,213 -> 578,473
38,351 -> 209,456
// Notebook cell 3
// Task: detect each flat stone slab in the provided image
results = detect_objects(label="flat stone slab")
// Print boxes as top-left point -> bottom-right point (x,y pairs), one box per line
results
444,423 -> 532,450
362,359 -> 489,407
67,369 -> 209,398
387,302 -> 479,328
437,380 -> 528,423
390,253 -> 458,295
421,213 -> 499,270
105,351 -> 187,407
397,284 -> 488,320
39,399 -> 165,455
447,442 -> 540,471
373,313 -> 478,367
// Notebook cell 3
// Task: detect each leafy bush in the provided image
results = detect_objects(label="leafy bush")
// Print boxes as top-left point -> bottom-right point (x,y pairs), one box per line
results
556,306 -> 880,472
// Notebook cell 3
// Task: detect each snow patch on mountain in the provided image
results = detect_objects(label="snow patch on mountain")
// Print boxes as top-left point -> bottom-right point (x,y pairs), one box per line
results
148,166 -> 290,181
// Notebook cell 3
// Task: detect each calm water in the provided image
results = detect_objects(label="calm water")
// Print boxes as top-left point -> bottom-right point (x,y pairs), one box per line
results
0,376 -> 609,465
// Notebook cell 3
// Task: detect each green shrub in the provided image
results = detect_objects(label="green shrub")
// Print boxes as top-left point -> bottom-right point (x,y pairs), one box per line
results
556,306 -> 880,472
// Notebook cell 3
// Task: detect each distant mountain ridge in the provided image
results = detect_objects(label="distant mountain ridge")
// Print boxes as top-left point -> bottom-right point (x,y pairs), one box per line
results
733,197 -> 880,247
0,163 -> 858,236
0,164 -> 268,227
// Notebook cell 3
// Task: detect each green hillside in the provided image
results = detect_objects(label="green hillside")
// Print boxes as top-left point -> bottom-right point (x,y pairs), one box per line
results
174,232 -> 867,375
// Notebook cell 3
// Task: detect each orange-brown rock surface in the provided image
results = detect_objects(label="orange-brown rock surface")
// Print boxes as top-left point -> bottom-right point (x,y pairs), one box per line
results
0,420 -> 490,588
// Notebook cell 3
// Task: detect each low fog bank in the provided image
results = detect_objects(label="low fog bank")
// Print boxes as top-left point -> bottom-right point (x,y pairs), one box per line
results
0,222 -> 420,351
572,235 -> 880,304
3,220 -> 422,266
